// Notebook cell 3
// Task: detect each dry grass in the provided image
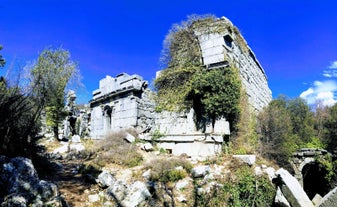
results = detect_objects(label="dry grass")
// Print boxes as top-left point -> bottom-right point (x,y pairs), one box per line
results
85,130 -> 143,168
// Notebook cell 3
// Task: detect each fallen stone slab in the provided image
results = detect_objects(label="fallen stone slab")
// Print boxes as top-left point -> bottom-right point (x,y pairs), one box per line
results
275,168 -> 314,207
124,133 -> 136,143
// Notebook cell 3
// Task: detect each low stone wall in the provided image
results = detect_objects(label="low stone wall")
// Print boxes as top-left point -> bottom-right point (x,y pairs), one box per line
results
152,134 -> 223,158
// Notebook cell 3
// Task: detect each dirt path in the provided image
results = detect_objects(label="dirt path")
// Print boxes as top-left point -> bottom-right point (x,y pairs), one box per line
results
52,159 -> 94,207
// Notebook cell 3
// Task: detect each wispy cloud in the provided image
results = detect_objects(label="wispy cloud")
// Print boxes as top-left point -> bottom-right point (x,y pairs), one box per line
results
300,80 -> 337,106
322,61 -> 337,78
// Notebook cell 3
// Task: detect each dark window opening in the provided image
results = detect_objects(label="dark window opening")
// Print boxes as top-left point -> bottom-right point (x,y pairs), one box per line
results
103,105 -> 112,126
224,35 -> 233,48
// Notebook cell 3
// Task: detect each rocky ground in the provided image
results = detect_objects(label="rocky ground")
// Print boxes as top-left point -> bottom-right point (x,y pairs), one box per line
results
1,133 -> 335,207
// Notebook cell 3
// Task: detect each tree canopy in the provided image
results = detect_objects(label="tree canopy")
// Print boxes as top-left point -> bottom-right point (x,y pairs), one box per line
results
257,96 -> 326,168
31,47 -> 80,139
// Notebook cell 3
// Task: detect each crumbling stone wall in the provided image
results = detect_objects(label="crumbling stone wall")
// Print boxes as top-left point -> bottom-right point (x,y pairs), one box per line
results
195,17 -> 272,111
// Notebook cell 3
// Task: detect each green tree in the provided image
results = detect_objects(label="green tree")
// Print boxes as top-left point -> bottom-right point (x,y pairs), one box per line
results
314,103 -> 330,140
31,47 -> 79,139
257,98 -> 294,167
324,103 -> 337,153
188,67 -> 241,132
287,98 -> 315,144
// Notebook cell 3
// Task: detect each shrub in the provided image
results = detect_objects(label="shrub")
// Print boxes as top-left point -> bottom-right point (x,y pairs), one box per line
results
146,158 -> 192,183
197,165 -> 275,207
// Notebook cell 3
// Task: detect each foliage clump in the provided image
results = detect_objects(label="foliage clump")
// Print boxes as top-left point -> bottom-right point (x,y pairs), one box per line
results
145,158 -> 192,183
0,45 -> 42,157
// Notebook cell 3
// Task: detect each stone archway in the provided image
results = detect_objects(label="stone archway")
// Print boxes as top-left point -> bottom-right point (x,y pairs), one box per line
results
290,148 -> 332,199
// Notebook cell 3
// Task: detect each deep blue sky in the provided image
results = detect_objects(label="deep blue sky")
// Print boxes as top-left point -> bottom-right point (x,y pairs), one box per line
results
1,1 -> 337,105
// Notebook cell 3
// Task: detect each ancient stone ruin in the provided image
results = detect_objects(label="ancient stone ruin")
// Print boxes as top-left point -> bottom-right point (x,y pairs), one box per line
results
194,16 -> 272,111
88,17 -> 272,158
89,73 -> 154,138
291,148 -> 333,201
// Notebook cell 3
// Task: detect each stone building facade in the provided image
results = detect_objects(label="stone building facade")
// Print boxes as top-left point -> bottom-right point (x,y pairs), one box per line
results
89,73 -> 154,138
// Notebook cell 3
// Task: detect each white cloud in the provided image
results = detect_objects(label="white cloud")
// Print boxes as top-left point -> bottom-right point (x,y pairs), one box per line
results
299,88 -> 314,98
329,61 -> 337,69
300,80 -> 337,107
322,61 -> 337,77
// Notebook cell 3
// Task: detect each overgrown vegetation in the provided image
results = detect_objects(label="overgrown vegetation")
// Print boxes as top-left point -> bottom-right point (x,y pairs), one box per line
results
197,165 -> 275,207
31,48 -> 81,139
230,89 -> 259,154
145,158 -> 192,183
316,154 -> 337,185
155,15 -> 241,132
0,46 -> 81,157
256,95 -> 337,170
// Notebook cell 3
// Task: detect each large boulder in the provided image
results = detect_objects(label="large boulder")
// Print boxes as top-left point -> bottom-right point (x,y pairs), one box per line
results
0,156 -> 66,206
106,178 -> 150,207
122,181 -> 151,207
97,170 -> 115,188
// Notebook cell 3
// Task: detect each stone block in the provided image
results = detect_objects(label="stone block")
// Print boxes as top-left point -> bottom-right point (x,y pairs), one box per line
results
88,194 -> 100,203
312,194 -> 322,206
233,155 -> 256,166
122,181 -> 151,207
69,143 -> 85,152
318,187 -> 337,207
192,165 -> 210,178
97,171 -> 115,188
141,143 -> 153,151
71,135 -> 81,143
124,133 -> 136,143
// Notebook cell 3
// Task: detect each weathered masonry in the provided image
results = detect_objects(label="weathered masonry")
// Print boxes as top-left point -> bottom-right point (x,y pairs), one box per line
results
195,17 -> 272,111
89,73 -> 154,138
89,16 -> 272,157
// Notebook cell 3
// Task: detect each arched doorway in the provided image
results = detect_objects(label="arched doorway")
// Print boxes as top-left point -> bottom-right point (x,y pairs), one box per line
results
302,162 -> 330,199
103,105 -> 112,132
